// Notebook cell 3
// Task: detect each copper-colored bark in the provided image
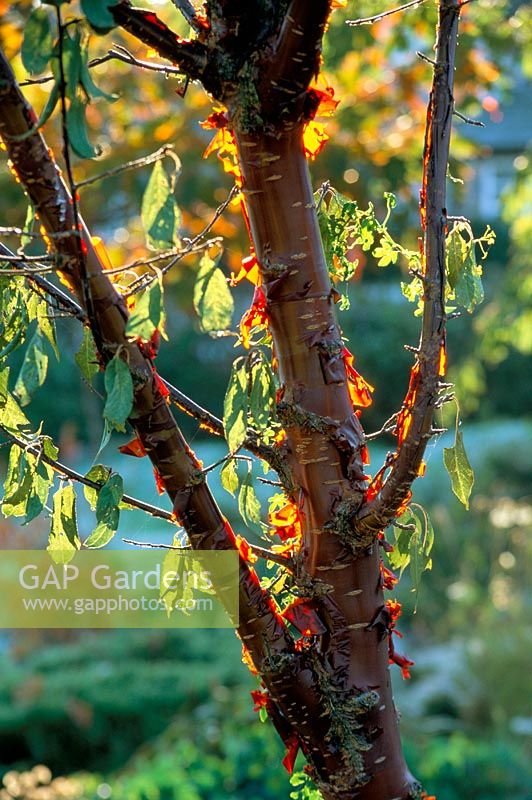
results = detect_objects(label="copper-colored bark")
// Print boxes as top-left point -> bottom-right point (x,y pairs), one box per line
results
0,0 -> 464,795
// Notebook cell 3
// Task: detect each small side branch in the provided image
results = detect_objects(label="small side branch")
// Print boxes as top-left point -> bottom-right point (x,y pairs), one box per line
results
171,0 -> 206,34
77,144 -> 177,189
358,0 -> 461,534
0,426 -> 173,521
453,109 -> 484,127
109,1 -> 208,81
0,244 -> 282,470
347,0 -> 429,27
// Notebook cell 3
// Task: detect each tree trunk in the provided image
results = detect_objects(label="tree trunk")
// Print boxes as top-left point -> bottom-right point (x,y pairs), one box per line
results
236,128 -> 414,798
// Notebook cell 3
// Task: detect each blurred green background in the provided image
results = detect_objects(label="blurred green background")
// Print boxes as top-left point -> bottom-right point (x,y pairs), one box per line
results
0,1 -> 531,798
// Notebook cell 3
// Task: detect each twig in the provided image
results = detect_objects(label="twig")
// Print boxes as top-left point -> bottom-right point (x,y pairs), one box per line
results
257,477 -> 283,487
122,536 -> 293,570
416,51 -> 437,66
347,0 -> 429,27
126,185 -> 238,294
202,450 -> 251,475
0,243 -> 86,321
123,537 -> 187,549
0,252 -> 55,262
453,109 -> 484,127
248,543 -> 294,569
104,44 -> 188,76
20,53 -> 115,87
104,238 -> 220,278
77,144 -> 178,189
0,426 -> 174,522
365,412 -> 400,441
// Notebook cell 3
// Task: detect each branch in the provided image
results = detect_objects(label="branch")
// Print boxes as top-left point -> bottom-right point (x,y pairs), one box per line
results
20,48 -> 183,89
0,243 -> 86,321
453,109 -> 484,127
122,536 -> 294,570
77,144 -> 177,189
347,0 -> 429,27
0,48 -> 293,670
358,0 -> 461,534
0,244 -> 284,473
0,426 -> 173,521
261,0 -> 331,119
109,1 -> 208,81
126,185 -> 238,294
171,0 -> 206,34
103,44 -> 190,76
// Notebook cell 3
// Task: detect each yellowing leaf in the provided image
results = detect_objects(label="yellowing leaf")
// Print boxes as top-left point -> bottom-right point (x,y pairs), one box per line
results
47,483 -> 80,564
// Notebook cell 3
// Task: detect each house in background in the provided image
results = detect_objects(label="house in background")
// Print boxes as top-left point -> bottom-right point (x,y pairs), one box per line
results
455,76 -> 531,221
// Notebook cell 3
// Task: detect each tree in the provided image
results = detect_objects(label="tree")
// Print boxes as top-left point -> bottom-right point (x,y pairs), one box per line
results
0,1 -> 498,798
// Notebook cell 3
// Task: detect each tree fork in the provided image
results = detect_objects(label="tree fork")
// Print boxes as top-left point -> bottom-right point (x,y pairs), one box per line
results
0,47 -> 393,792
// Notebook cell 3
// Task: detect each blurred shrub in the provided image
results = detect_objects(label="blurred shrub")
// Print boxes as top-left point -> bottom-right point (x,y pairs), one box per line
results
0,629 -> 242,775
404,734 -> 531,800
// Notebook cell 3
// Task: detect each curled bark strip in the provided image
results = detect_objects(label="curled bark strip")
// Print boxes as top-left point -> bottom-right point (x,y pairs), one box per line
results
357,0 -> 462,536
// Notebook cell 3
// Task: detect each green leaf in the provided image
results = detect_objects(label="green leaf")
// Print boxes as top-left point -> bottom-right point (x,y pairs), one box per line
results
126,270 -> 166,342
141,160 -> 181,251
75,327 -> 99,382
220,459 -> 239,497
455,251 -> 484,313
193,252 -> 234,333
80,39 -> 118,102
238,467 -> 261,525
249,355 -> 276,435
408,504 -> 434,602
443,430 -> 474,509
61,28 -> 82,102
34,81 -> 60,131
223,359 -> 248,453
83,464 -> 112,510
21,8 -> 53,75
20,205 -> 36,252
80,0 -> 117,33
66,95 -> 100,159
0,283 -> 28,358
373,237 -> 398,267
85,473 -> 123,548
103,354 -> 133,432
47,483 -> 80,564
14,329 -> 49,407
